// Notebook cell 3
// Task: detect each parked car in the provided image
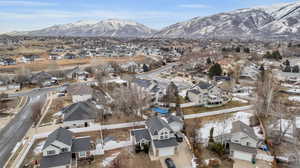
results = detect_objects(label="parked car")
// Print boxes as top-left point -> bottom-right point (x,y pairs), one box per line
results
165,158 -> 176,168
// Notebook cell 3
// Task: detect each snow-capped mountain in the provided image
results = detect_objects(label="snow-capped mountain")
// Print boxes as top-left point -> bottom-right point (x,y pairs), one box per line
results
9,19 -> 156,37
155,1 -> 300,38
6,1 -> 300,39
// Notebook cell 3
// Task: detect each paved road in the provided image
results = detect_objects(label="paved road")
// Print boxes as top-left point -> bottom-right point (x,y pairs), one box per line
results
136,63 -> 192,90
0,94 -> 46,167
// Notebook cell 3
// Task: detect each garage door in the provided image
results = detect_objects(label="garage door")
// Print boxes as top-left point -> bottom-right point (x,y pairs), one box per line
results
233,151 -> 252,162
159,147 -> 174,157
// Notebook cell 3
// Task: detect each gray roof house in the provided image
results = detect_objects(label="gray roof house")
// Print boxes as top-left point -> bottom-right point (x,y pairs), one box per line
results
62,102 -> 97,128
216,121 -> 259,162
131,116 -> 179,158
67,84 -> 93,103
133,78 -> 163,104
186,81 -> 227,107
40,127 -> 92,168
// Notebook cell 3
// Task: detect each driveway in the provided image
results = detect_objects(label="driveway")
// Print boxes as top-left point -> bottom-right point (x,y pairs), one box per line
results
160,140 -> 193,168
233,159 -> 272,168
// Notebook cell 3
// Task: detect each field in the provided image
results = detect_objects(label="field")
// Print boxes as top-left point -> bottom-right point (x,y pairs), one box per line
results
0,55 -> 147,73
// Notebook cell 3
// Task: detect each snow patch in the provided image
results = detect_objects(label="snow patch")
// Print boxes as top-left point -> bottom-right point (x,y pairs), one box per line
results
102,152 -> 120,167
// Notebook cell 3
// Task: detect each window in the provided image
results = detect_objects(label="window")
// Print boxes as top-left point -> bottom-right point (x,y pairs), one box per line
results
246,142 -> 250,146
79,151 -> 86,158
47,150 -> 55,155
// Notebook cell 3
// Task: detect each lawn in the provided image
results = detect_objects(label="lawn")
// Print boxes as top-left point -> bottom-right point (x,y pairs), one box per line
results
182,100 -> 249,115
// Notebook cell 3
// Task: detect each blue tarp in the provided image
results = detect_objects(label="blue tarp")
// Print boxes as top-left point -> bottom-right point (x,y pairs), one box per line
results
152,107 -> 169,114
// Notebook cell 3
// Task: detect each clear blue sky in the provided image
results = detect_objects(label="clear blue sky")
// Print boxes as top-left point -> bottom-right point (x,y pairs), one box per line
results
0,0 -> 297,33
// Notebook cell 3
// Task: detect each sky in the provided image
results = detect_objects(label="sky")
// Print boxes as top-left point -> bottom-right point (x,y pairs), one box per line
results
0,0 -> 297,33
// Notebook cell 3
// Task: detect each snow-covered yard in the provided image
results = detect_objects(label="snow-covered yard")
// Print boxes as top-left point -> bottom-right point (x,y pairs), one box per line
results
288,96 -> 300,102
103,140 -> 131,151
197,111 -> 263,143
101,152 -> 120,167
33,140 -> 45,155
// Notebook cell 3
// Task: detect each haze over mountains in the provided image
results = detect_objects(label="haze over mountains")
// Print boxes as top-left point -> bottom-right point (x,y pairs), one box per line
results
6,1 -> 300,39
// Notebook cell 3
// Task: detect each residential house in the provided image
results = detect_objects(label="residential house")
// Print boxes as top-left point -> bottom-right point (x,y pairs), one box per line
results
216,121 -> 259,162
65,67 -> 90,81
67,84 -> 93,103
40,127 -> 92,168
131,116 -> 178,158
64,53 -> 77,59
61,102 -> 97,128
164,115 -> 184,133
30,71 -> 57,87
48,53 -> 63,60
0,58 -> 16,65
21,55 -> 38,63
187,82 -> 229,107
133,78 -> 163,104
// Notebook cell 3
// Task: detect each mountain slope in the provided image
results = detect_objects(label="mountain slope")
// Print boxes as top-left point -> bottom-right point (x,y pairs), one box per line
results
9,19 -> 156,37
155,1 -> 300,38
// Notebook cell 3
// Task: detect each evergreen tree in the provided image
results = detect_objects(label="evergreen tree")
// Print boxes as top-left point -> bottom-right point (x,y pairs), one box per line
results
209,127 -> 214,143
292,65 -> 299,73
142,64 -> 149,72
206,57 -> 212,65
208,63 -> 223,78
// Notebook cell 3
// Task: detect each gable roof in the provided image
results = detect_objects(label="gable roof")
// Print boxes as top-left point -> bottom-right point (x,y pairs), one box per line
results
153,137 -> 178,148
31,71 -> 53,83
229,142 -> 257,154
63,102 -> 96,122
131,129 -> 151,142
67,84 -> 93,96
133,78 -> 152,89
231,121 -> 258,141
146,116 -> 173,136
71,137 -> 91,153
196,82 -> 213,90
40,152 -> 71,168
42,127 -> 73,150
166,115 -> 182,124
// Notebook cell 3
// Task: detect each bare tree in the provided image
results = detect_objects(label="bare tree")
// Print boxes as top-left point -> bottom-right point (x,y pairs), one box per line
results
15,65 -> 31,86
111,84 -> 151,117
31,101 -> 43,127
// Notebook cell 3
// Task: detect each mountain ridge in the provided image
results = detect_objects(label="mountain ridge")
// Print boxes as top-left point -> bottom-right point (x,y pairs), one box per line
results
5,1 -> 300,39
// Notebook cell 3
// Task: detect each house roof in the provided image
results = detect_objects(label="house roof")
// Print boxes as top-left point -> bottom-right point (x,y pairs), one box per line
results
131,128 -> 151,142
153,137 -> 178,148
133,78 -> 152,89
146,116 -> 173,136
166,115 -> 182,124
31,71 -> 53,83
42,127 -> 73,150
71,137 -> 91,153
188,89 -> 200,94
230,143 -> 257,154
231,121 -> 258,141
196,82 -> 213,90
40,152 -> 71,168
63,102 -> 96,122
67,84 -> 93,96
